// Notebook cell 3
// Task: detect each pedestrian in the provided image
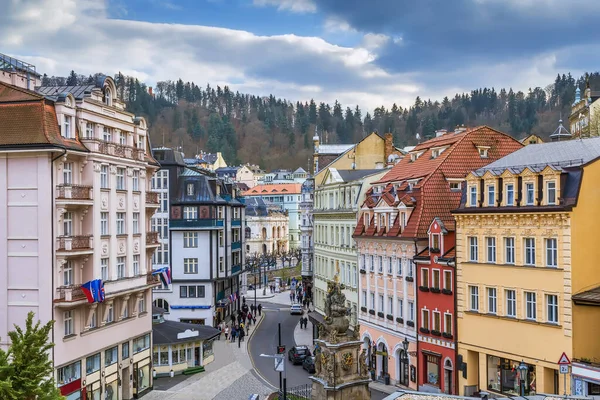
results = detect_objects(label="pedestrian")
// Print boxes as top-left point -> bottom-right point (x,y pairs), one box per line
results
248,311 -> 253,325
225,326 -> 229,341
231,327 -> 236,343
258,303 -> 262,316
299,317 -> 304,329
218,323 -> 223,340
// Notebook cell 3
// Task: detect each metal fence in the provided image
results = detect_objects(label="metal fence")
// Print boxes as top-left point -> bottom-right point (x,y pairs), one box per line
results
278,383 -> 311,400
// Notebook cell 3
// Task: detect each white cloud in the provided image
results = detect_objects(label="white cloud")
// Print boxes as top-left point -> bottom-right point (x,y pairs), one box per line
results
253,0 -> 316,13
360,33 -> 390,51
323,17 -> 356,33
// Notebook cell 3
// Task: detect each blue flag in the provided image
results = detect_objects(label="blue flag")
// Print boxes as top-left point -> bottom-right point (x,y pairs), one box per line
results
81,279 -> 105,303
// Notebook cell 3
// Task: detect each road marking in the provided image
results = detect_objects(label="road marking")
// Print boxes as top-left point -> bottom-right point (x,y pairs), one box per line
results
247,313 -> 278,391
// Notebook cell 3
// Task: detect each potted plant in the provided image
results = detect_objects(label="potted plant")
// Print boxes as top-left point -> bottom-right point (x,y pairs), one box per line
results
361,306 -> 367,312
369,309 -> 375,315
419,327 -> 430,334
396,317 -> 404,324
418,286 -> 430,292
386,314 -> 393,321
430,287 -> 441,294
407,320 -> 415,327
431,330 -> 441,336
441,288 -> 452,295
359,268 -> 366,274
377,311 -> 385,318
406,276 -> 414,282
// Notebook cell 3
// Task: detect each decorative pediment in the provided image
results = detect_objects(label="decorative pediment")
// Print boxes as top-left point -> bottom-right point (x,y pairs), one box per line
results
541,165 -> 561,176
520,167 -> 537,177
500,169 -> 517,179
482,170 -> 497,179
465,171 -> 480,181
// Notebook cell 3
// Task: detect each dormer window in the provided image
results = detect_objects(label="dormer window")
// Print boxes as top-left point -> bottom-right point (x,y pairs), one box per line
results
186,184 -> 194,196
546,181 -> 556,205
62,115 -> 73,139
505,183 -> 514,206
449,181 -> 462,191
477,146 -> 490,158
431,234 -> 440,252
487,185 -> 495,206
85,122 -> 94,139
469,186 -> 477,207
432,149 -> 439,159
104,87 -> 112,106
525,183 -> 535,205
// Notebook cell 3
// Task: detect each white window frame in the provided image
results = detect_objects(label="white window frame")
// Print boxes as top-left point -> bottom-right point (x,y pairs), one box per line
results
421,309 -> 430,330
63,162 -> 73,185
133,255 -> 140,276
505,289 -> 516,317
546,294 -> 559,324
103,126 -> 112,142
505,183 -> 514,206
63,260 -> 73,286
116,168 -> 126,190
85,122 -> 94,139
184,258 -> 198,274
183,232 -> 199,248
101,258 -> 109,281
469,285 -> 479,312
117,256 -> 126,279
487,184 -> 495,206
443,270 -> 452,291
525,182 -> 535,205
100,165 -> 109,189
64,310 -> 74,336
525,291 -> 537,320
100,212 -> 109,236
106,303 -> 114,323
132,212 -> 139,234
183,206 -> 197,220
505,237 -> 515,264
546,180 -> 556,205
469,236 -> 478,262
63,115 -> 73,139
132,170 -> 139,191
487,287 -> 497,314
408,301 -> 414,322
469,186 -> 477,207
116,212 -> 126,235
63,211 -> 73,236
546,238 -> 558,268
486,237 -> 496,263
524,238 -> 536,266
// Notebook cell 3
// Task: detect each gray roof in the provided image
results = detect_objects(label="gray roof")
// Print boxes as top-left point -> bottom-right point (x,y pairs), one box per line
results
337,169 -> 385,183
244,197 -> 284,217
317,144 -> 354,155
474,137 -> 600,175
36,84 -> 96,100
153,320 -> 220,345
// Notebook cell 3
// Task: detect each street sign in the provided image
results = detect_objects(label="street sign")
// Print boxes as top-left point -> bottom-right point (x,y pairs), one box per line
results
560,365 -> 569,374
274,356 -> 284,372
558,352 -> 571,365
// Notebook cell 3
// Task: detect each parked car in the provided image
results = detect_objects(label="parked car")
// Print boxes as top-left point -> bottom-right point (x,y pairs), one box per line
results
290,304 -> 303,315
302,356 -> 316,373
288,346 -> 312,365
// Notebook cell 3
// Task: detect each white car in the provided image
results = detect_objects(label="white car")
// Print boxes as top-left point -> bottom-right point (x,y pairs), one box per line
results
290,304 -> 303,315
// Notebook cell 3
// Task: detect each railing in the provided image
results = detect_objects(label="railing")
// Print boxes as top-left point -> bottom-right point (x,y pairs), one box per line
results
146,273 -> 161,285
86,139 -> 145,161
170,219 -> 224,229
146,231 -> 159,245
145,191 -> 159,204
232,219 -> 242,226
232,241 -> 242,250
55,285 -> 87,302
56,184 -> 92,200
231,265 -> 242,275
57,235 -> 93,251
278,384 -> 311,399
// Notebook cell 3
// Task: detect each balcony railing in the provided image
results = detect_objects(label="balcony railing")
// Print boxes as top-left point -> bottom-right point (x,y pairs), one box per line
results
84,139 -> 145,161
232,219 -> 242,226
56,184 -> 92,200
55,285 -> 87,303
170,219 -> 224,229
57,235 -> 93,251
145,191 -> 159,204
146,231 -> 159,245
147,273 -> 161,285
231,264 -> 242,275
232,241 -> 242,250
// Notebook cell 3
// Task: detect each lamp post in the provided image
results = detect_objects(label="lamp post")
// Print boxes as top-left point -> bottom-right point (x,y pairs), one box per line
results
517,360 -> 528,397
401,337 -> 409,386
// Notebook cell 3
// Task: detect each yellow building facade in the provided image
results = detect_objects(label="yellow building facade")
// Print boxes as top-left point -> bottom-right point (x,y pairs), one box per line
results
454,137 -> 600,397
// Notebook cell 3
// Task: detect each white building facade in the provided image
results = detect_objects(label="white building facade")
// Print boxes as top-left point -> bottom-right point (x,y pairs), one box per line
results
244,197 -> 289,255
299,178 -> 314,299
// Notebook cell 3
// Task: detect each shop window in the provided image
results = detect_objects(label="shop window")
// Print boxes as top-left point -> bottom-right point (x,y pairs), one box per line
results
133,334 -> 150,353
425,354 -> 440,387
487,355 -> 535,395
86,353 -> 100,374
57,361 -> 81,387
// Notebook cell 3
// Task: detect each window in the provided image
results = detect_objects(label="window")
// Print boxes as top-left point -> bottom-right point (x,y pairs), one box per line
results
408,301 -> 414,322
398,299 -> 403,318
487,185 -> 495,206
218,231 -> 224,247
119,132 -> 126,145
387,257 -> 392,274
547,181 -> 556,205
526,182 -> 535,205
469,186 -> 477,207
105,346 -> 117,366
132,212 -> 139,234
369,255 -> 374,272
408,260 -> 414,278
443,270 -> 452,291
179,286 -> 188,298
546,238 -> 558,267
184,258 -> 198,274
100,212 -> 109,235
422,309 -> 430,330
396,258 -> 402,276
505,238 -> 515,264
183,206 -> 197,220
469,286 -> 479,311
89,309 -> 97,329
219,257 -> 224,272
63,162 -> 73,184
101,258 -> 108,281
122,342 -> 130,359
432,269 -> 440,289
362,291 -> 367,307
388,297 -> 393,315
86,353 -> 101,374
63,212 -> 73,236
100,165 -> 109,188
63,260 -> 73,286
444,313 -> 452,335
378,294 -> 384,311
138,295 -> 146,314
378,256 -> 383,273
116,212 -> 126,234
57,361 -> 81,386
546,294 -> 559,324
486,237 -> 496,263
85,122 -> 94,139
525,292 -> 537,320
187,183 -> 194,196
505,290 -> 516,317
106,303 -> 114,323
217,206 -> 224,219
64,310 -> 73,336
487,287 -> 497,314
426,354 -> 441,388
116,257 -> 126,279
103,126 -> 112,142
62,115 -> 73,138
132,170 -> 139,191
449,181 -> 461,191
431,234 -> 440,250
524,238 -> 536,266
479,147 -> 489,158
370,293 -> 375,309
133,255 -> 140,276
133,334 -> 150,353
184,232 -> 198,248
116,167 -> 125,190
421,268 -> 429,287
505,183 -> 514,206
469,236 -> 478,262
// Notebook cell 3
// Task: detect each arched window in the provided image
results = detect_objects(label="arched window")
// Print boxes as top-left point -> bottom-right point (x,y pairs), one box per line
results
104,87 -> 112,106
245,227 -> 251,239
262,227 -> 267,239
153,298 -> 170,313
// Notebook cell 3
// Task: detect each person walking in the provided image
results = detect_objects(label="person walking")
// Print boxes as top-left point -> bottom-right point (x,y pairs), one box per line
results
225,326 -> 229,341
247,311 -> 253,325
258,303 -> 262,316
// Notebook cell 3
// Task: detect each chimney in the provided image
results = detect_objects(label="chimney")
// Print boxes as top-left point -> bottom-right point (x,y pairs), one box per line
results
454,125 -> 467,134
435,129 -> 447,137
384,133 -> 394,164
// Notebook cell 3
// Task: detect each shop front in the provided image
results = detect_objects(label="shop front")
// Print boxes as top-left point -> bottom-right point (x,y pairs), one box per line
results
572,361 -> 600,396
57,361 -> 83,400
132,333 -> 152,398
486,355 -> 536,396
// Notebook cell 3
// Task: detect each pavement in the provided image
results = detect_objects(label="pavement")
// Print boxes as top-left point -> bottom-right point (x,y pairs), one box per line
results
144,313 -> 272,400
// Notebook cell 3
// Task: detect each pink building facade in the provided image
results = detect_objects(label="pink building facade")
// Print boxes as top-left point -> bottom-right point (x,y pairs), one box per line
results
0,65 -> 160,400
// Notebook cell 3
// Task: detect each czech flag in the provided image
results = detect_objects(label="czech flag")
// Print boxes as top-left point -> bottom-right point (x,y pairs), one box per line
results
152,267 -> 171,287
81,279 -> 105,303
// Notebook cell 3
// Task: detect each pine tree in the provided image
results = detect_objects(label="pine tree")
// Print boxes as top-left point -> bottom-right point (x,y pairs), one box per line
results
66,70 -> 78,86
0,312 -> 62,400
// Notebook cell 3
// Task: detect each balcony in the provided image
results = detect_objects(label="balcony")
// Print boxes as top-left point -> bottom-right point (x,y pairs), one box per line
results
232,241 -> 242,250
54,285 -> 87,305
57,235 -> 93,254
104,273 -> 160,298
145,191 -> 159,206
82,139 -> 146,161
147,273 -> 161,286
56,184 -> 93,206
146,231 -> 160,246
170,219 -> 224,229
232,219 -> 242,227
231,264 -> 242,275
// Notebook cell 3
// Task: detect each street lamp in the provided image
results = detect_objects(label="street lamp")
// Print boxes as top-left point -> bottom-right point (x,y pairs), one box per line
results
517,360 -> 528,396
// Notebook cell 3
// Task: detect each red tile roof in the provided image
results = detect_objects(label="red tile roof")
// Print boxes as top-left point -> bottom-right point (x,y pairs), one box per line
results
243,183 -> 302,196
0,82 -> 87,151
358,126 -> 523,239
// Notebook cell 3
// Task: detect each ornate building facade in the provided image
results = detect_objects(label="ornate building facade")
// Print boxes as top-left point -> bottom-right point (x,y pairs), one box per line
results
244,197 -> 289,255
300,178 -> 314,298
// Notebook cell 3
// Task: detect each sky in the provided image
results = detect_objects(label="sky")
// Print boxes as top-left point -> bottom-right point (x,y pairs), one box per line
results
2,0 -> 600,112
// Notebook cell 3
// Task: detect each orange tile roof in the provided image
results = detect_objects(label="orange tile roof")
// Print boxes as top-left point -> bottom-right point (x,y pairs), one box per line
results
0,82 -> 87,151
359,126 -> 523,239
243,183 -> 302,196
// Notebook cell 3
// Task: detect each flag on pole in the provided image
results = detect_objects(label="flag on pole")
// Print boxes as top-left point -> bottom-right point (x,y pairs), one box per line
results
152,267 -> 171,287
81,279 -> 105,303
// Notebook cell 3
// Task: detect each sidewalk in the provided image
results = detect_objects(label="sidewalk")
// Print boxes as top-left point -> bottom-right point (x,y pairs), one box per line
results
143,313 -> 272,400
247,287 -> 294,304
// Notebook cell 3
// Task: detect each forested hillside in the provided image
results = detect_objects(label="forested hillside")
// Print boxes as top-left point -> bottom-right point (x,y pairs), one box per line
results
41,70 -> 600,170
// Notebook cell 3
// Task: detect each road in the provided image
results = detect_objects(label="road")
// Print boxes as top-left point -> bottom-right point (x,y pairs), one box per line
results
248,302 -> 391,400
